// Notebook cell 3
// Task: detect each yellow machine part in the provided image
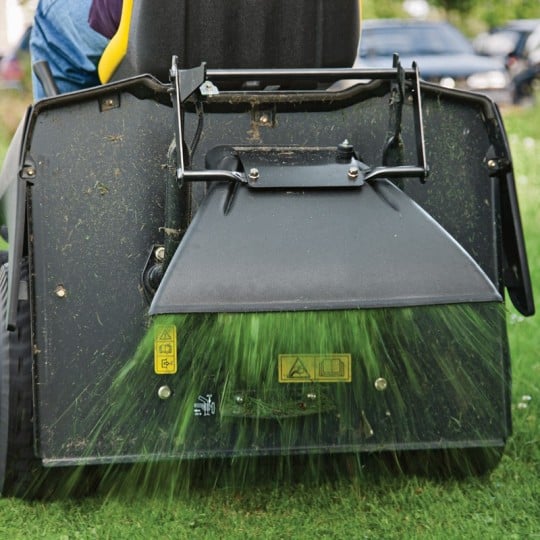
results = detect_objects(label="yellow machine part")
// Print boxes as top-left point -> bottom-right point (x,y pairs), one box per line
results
97,0 -> 134,83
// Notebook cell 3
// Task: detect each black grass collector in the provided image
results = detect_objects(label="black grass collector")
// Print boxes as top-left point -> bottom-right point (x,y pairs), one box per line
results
0,0 -> 534,496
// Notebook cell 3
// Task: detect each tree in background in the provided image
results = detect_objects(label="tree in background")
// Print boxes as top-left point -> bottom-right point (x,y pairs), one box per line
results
429,0 -> 474,16
361,0 -> 407,20
476,0 -> 540,29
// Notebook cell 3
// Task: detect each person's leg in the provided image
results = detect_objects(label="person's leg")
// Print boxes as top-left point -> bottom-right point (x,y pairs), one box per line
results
29,0 -> 109,99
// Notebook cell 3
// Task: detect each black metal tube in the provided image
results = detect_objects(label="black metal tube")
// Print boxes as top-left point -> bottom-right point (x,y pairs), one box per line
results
32,60 -> 60,98
164,143 -> 187,272
206,67 -> 419,82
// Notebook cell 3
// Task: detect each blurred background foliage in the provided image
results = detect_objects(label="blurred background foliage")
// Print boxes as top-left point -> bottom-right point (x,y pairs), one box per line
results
362,0 -> 540,35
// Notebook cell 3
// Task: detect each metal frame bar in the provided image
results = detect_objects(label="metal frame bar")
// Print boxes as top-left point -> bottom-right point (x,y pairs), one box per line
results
171,62 -> 430,186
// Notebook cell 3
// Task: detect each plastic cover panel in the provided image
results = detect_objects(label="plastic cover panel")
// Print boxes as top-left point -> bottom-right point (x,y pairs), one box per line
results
151,179 -> 501,315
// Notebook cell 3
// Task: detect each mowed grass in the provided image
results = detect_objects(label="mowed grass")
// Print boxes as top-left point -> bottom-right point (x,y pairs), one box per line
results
0,88 -> 538,538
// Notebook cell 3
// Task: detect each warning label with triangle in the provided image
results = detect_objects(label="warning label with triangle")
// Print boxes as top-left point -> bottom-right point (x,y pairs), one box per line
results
154,324 -> 177,374
157,327 -> 173,341
278,354 -> 351,383
287,357 -> 311,380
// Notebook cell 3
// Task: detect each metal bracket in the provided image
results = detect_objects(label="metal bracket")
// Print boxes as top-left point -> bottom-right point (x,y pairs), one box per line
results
170,59 -> 248,186
170,60 -> 430,187
170,59 -> 207,183
382,54 -> 406,167
382,55 -> 428,183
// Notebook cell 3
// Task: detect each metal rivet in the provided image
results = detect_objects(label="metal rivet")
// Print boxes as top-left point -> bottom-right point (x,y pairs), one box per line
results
158,385 -> 172,400
154,246 -> 165,262
487,159 -> 497,170
348,166 -> 359,179
374,377 -> 388,391
26,167 -> 36,177
54,285 -> 67,298
306,393 -> 317,400
249,168 -> 260,181
234,395 -> 244,404
259,113 -> 270,125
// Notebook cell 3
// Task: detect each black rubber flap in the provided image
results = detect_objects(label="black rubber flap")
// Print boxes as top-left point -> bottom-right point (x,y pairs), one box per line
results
150,180 -> 501,314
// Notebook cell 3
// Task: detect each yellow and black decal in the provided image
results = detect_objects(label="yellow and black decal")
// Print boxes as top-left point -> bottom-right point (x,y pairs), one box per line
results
154,325 -> 177,374
278,354 -> 351,383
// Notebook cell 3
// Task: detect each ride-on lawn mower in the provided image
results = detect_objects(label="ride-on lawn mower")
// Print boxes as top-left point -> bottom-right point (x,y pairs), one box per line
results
0,0 -> 535,496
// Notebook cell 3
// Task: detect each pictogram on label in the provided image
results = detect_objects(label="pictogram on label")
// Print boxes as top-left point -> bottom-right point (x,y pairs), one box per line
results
154,325 -> 177,374
193,394 -> 216,416
278,354 -> 351,383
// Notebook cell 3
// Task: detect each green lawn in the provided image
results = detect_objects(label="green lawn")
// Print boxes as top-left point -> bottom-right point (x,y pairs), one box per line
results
0,94 -> 538,538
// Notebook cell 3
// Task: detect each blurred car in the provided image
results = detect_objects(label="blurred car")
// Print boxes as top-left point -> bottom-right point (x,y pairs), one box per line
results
474,20 -> 537,55
357,19 -> 512,103
473,19 -> 540,74
511,22 -> 540,104
474,20 -> 540,104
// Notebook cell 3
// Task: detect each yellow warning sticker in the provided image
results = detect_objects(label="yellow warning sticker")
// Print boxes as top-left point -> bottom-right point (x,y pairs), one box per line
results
278,354 -> 351,383
154,325 -> 177,374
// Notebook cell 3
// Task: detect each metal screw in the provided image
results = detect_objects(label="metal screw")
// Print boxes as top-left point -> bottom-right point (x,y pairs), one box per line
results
374,377 -> 388,391
158,385 -> 172,400
234,395 -> 244,404
259,113 -> 270,125
105,99 -> 114,107
347,166 -> 359,179
54,285 -> 67,298
154,246 -> 165,262
249,168 -> 260,181
487,159 -> 497,170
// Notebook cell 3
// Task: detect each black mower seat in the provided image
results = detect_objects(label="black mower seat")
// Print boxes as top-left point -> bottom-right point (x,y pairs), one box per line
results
98,0 -> 361,83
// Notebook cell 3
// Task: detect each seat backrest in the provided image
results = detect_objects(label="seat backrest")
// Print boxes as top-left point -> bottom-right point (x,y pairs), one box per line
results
99,0 -> 360,83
